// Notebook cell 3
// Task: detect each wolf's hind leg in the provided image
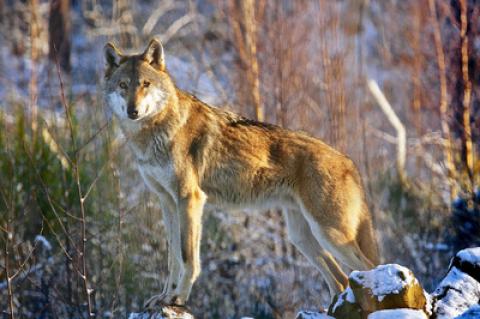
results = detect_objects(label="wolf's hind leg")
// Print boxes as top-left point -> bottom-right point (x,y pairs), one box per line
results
304,216 -> 374,271
284,209 -> 348,298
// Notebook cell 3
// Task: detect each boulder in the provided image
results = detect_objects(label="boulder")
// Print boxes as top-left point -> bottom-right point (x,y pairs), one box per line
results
367,309 -> 428,319
454,305 -> 480,319
451,248 -> 480,283
432,266 -> 480,319
128,305 -> 194,319
129,313 -> 166,319
327,287 -> 363,319
349,264 -> 427,313
295,311 -> 334,319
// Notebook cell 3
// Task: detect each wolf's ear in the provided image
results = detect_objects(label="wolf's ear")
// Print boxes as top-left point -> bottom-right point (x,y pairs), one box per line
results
142,38 -> 165,71
104,42 -> 122,76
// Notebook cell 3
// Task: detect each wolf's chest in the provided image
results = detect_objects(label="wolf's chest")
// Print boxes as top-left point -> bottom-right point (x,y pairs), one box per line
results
128,134 -> 176,195
137,161 -> 177,197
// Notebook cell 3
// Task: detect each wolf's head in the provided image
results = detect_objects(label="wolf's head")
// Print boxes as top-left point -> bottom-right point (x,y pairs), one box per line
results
103,38 -> 175,122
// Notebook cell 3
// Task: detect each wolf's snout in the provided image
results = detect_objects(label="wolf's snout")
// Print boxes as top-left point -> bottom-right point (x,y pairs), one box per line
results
128,108 -> 138,119
127,102 -> 139,119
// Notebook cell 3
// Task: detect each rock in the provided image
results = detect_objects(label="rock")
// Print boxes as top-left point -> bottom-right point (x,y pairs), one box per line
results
432,266 -> 480,319
129,313 -> 166,319
451,248 -> 480,283
295,311 -> 334,319
327,287 -> 363,319
129,305 -> 194,319
367,309 -> 428,319
349,264 -> 427,313
455,305 -> 480,319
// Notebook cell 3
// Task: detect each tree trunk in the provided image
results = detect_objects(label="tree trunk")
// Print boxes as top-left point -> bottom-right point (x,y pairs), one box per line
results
428,0 -> 458,200
459,0 -> 474,195
240,0 -> 263,121
48,0 -> 71,73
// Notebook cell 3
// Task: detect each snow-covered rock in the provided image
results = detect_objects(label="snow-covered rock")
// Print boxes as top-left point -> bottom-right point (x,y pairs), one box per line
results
432,266 -> 480,319
328,287 -> 362,319
129,313 -> 165,319
455,305 -> 480,319
129,306 -> 194,319
349,264 -> 427,312
367,308 -> 428,319
452,247 -> 480,283
295,311 -> 334,319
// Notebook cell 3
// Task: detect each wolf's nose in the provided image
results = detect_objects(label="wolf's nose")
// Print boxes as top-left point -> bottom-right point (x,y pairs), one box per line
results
128,109 -> 138,119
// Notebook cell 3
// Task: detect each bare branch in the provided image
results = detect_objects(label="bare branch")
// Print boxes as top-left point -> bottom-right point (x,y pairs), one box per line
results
367,79 -> 407,185
161,12 -> 195,44
141,0 -> 176,35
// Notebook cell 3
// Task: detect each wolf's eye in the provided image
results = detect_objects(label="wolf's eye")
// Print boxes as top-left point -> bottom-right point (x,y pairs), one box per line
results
119,81 -> 128,89
143,81 -> 151,88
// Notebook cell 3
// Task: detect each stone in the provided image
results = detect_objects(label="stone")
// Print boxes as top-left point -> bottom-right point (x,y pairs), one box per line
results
367,308 -> 428,319
349,264 -> 427,313
295,311 -> 334,319
128,305 -> 194,319
451,248 -> 480,283
432,266 -> 480,319
327,287 -> 363,319
455,305 -> 480,319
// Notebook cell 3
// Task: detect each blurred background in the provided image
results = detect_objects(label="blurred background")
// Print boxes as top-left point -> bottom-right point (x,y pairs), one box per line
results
0,0 -> 479,318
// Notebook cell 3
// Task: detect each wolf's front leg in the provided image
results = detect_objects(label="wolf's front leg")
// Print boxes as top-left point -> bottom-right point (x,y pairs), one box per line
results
172,188 -> 206,305
162,205 -> 183,296
144,196 -> 183,310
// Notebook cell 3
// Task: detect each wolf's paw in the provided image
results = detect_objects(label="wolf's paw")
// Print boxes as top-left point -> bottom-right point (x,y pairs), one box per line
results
143,294 -> 168,310
143,293 -> 183,310
142,294 -> 192,319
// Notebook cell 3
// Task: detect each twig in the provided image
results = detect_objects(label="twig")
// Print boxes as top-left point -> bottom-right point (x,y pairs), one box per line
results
22,142 -> 79,254
41,125 -> 72,169
4,222 -> 15,319
74,121 -> 109,156
0,255 -> 55,291
82,162 -> 107,202
53,49 -> 94,318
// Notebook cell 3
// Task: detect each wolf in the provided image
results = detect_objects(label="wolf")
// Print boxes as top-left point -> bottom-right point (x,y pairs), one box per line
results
103,38 -> 379,309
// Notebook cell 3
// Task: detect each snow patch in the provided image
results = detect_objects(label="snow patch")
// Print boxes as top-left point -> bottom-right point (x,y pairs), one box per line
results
345,286 -> 355,303
457,247 -> 480,265
129,310 -> 194,319
34,235 -> 52,251
331,287 -> 356,313
367,309 -> 427,319
424,290 -> 433,316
